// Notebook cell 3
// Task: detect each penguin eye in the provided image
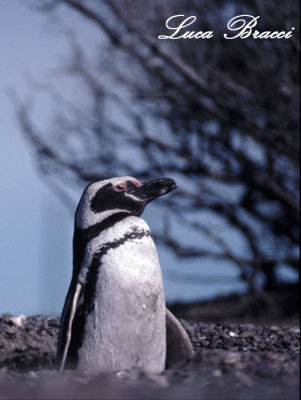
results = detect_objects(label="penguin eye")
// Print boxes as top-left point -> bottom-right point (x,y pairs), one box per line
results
115,183 -> 127,192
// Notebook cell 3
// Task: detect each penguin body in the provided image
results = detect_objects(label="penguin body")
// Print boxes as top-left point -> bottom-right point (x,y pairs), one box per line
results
57,176 -> 194,374
77,215 -> 166,374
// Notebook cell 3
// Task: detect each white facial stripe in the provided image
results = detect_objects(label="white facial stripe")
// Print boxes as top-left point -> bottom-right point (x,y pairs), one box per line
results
124,192 -> 143,202
130,179 -> 142,187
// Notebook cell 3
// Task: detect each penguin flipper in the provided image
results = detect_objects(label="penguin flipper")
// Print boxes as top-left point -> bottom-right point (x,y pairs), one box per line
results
57,282 -> 82,371
165,307 -> 195,368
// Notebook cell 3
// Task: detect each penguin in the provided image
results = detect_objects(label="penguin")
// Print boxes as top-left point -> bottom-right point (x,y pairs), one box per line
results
57,176 -> 194,374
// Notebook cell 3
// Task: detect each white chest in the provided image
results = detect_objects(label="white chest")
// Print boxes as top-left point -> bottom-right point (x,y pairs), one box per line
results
77,216 -> 166,374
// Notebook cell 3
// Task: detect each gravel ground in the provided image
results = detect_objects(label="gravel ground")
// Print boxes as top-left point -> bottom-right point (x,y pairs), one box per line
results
0,287 -> 299,399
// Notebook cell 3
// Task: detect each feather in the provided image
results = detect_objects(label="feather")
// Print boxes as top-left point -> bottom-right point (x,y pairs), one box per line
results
58,283 -> 82,371
166,307 -> 195,367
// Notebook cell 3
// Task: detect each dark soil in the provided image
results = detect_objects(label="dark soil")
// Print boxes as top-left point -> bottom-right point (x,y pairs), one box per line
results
0,285 -> 299,399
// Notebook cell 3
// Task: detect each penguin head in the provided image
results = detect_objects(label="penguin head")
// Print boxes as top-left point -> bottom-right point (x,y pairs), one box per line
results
75,176 -> 177,228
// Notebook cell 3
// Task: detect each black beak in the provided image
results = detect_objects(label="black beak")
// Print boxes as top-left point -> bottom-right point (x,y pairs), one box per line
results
140,178 -> 177,203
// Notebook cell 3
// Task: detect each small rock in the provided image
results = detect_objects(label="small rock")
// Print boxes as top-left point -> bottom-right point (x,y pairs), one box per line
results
26,371 -> 39,379
270,326 -> 280,331
235,370 -> 254,387
223,352 -> 241,364
281,338 -> 292,347
9,315 -> 26,328
239,331 -> 253,338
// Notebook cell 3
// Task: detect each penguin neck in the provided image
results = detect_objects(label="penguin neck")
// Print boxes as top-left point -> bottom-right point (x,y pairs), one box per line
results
73,211 -> 134,280
76,208 -> 132,230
